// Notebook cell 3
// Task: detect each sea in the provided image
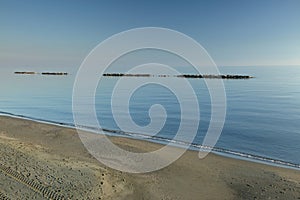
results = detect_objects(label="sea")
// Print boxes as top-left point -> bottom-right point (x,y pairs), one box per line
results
1,66 -> 300,169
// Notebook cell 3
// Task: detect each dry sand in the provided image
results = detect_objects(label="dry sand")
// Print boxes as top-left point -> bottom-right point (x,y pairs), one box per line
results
0,116 -> 299,199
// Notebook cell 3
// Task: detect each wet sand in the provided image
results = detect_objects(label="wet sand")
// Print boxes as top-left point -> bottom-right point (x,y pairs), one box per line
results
0,116 -> 299,199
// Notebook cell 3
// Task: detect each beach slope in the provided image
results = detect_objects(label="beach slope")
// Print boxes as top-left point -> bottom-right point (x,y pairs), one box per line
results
0,116 -> 299,199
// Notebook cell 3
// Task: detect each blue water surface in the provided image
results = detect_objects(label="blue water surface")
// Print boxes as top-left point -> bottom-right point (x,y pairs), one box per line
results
0,66 -> 300,168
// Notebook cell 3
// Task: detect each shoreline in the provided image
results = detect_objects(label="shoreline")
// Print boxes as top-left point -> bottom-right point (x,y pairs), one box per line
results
0,110 -> 299,171
0,115 -> 300,199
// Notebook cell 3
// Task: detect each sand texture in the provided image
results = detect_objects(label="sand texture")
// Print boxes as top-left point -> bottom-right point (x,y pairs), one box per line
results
0,116 -> 299,199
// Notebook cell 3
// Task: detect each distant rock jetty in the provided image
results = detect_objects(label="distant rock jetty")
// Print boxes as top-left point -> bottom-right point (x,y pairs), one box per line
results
177,74 -> 253,79
14,71 -> 68,75
103,73 -> 253,79
103,73 -> 151,77
14,71 -> 36,75
41,72 -> 68,75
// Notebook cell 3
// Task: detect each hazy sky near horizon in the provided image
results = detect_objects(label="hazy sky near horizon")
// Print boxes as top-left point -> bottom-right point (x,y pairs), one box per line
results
1,0 -> 300,69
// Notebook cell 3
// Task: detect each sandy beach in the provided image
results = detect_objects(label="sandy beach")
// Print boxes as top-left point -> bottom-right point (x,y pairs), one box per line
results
0,115 -> 299,200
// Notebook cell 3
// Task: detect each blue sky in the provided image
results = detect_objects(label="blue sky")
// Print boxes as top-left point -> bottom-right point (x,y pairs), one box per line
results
1,0 -> 300,68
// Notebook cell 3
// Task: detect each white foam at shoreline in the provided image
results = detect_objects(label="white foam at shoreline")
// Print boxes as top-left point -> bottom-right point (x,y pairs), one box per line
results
0,111 -> 299,170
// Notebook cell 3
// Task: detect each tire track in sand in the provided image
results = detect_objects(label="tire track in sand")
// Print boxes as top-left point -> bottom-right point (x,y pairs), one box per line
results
0,163 -> 66,200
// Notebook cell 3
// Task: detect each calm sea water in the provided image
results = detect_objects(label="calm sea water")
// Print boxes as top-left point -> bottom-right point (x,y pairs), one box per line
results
1,66 -> 300,168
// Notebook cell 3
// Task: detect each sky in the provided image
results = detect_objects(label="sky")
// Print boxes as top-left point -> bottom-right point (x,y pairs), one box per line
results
0,0 -> 300,69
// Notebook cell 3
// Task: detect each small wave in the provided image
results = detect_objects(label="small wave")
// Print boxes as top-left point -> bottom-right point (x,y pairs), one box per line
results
0,110 -> 299,170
